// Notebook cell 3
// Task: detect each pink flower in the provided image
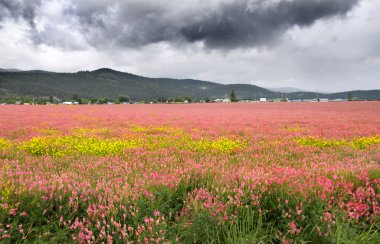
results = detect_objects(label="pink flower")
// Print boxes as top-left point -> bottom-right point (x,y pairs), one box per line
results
288,221 -> 301,235
9,208 -> 18,216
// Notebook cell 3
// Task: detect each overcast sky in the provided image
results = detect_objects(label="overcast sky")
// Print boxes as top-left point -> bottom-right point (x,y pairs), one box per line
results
0,0 -> 379,92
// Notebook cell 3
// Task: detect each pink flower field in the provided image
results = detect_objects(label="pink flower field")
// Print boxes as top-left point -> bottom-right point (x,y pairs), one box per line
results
0,102 -> 379,243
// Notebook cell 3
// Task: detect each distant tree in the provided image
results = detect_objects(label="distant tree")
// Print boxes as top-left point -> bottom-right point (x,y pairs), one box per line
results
281,93 -> 288,102
97,97 -> 111,104
157,97 -> 167,103
72,94 -> 80,102
205,98 -> 211,103
81,98 -> 89,104
175,97 -> 184,103
347,91 -> 353,101
33,97 -> 44,105
230,89 -> 238,102
184,96 -> 192,103
89,98 -> 98,104
117,95 -> 130,103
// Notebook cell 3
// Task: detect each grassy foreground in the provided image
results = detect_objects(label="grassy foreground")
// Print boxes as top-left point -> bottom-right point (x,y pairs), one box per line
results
1,102 -> 380,243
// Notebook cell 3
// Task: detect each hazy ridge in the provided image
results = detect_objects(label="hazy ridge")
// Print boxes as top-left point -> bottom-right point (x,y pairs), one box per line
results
0,68 -> 379,101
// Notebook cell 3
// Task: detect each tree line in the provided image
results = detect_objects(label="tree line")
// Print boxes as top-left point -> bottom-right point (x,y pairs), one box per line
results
0,90 -> 245,104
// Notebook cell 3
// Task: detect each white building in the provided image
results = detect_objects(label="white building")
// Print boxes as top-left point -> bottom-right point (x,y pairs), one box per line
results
213,98 -> 231,103
259,98 -> 267,102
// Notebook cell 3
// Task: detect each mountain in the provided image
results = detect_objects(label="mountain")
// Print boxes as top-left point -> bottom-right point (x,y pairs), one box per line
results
0,68 -> 274,100
327,90 -> 380,101
266,87 -> 309,93
0,68 -> 23,72
0,68 -> 379,101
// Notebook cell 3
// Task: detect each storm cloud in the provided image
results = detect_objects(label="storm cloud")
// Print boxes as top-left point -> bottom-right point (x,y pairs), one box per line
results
0,0 -> 379,92
0,0 -> 41,27
181,0 -> 359,48
0,0 -> 360,49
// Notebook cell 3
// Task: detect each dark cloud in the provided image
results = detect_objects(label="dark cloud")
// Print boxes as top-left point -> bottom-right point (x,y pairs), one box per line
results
181,0 -> 360,48
0,0 -> 378,92
0,0 -> 361,49
0,0 -> 41,27
65,1 -> 184,47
